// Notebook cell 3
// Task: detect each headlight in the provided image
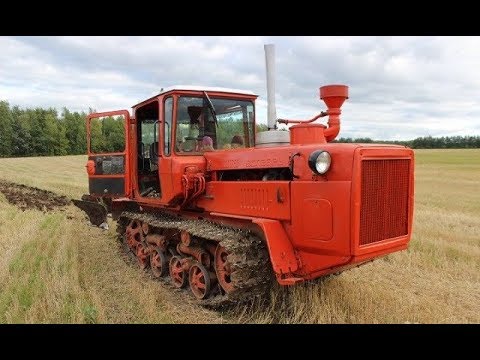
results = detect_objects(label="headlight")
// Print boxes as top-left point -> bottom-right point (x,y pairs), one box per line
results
308,150 -> 331,175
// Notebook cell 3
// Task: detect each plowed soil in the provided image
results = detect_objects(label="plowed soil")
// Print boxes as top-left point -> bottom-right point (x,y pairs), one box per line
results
0,180 -> 70,211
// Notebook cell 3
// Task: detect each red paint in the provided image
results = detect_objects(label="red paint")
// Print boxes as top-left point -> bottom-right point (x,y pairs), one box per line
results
85,160 -> 95,175
86,110 -> 131,197
83,86 -> 415,285
278,84 -> 348,143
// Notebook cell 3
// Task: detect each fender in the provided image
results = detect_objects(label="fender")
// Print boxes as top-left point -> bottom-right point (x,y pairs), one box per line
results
252,218 -> 302,285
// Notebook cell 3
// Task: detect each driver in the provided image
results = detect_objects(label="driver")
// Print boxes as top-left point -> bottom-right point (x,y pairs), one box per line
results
199,136 -> 214,152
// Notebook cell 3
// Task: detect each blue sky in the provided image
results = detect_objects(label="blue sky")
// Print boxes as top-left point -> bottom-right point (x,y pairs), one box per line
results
1,36 -> 479,140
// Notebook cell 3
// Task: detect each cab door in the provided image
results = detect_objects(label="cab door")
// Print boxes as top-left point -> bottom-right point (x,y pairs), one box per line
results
86,110 -> 130,197
158,96 -> 174,202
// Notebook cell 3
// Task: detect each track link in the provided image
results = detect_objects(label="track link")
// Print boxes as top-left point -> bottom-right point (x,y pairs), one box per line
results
117,211 -> 274,308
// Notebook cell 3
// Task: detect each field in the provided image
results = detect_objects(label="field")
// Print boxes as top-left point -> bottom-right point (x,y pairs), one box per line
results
0,149 -> 479,323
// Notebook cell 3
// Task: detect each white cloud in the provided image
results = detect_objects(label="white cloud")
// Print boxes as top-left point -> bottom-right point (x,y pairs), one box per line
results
0,36 -> 479,140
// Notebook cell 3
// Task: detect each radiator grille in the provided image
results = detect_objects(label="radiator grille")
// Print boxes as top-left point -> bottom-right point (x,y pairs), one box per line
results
360,159 -> 410,246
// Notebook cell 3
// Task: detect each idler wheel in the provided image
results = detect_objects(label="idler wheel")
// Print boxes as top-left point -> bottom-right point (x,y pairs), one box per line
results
189,262 -> 211,300
150,247 -> 168,278
136,242 -> 150,270
214,245 -> 234,293
126,219 -> 143,252
169,256 -> 188,288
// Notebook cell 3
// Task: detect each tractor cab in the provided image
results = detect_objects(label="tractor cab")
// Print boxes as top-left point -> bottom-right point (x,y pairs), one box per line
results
84,86 -> 258,209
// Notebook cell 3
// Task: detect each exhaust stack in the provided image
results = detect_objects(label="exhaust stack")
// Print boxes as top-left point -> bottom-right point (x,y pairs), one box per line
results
255,44 -> 290,148
264,44 -> 277,130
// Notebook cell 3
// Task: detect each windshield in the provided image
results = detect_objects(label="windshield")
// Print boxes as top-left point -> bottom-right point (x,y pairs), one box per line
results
175,96 -> 254,154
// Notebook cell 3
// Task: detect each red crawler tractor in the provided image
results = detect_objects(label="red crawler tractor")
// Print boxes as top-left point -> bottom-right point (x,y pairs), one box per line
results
75,45 -> 414,305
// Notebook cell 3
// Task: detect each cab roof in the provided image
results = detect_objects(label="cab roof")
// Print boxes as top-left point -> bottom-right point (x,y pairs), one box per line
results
132,85 -> 257,108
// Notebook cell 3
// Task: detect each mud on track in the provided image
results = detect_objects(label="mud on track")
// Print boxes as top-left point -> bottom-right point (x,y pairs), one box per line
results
0,180 -> 70,211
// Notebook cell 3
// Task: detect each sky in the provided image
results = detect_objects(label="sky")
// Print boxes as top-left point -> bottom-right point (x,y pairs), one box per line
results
1,36 -> 479,140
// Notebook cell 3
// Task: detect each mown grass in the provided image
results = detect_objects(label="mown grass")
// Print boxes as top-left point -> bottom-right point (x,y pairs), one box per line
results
0,156 -> 222,323
0,150 -> 479,323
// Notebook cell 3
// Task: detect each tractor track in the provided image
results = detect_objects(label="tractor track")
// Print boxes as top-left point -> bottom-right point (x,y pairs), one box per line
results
118,211 -> 274,308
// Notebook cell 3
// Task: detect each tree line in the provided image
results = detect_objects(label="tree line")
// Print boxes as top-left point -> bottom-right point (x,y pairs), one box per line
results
0,101 -> 87,157
1,101 -> 479,158
336,135 -> 480,149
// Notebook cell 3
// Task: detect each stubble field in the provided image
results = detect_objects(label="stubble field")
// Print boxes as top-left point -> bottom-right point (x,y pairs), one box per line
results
0,149 -> 478,323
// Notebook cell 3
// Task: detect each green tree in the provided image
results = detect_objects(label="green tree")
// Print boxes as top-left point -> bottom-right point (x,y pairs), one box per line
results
0,101 -> 13,157
28,108 -> 58,155
44,112 -> 69,155
89,118 -> 104,153
11,107 -> 33,156
63,108 -> 87,154
103,116 -> 125,152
